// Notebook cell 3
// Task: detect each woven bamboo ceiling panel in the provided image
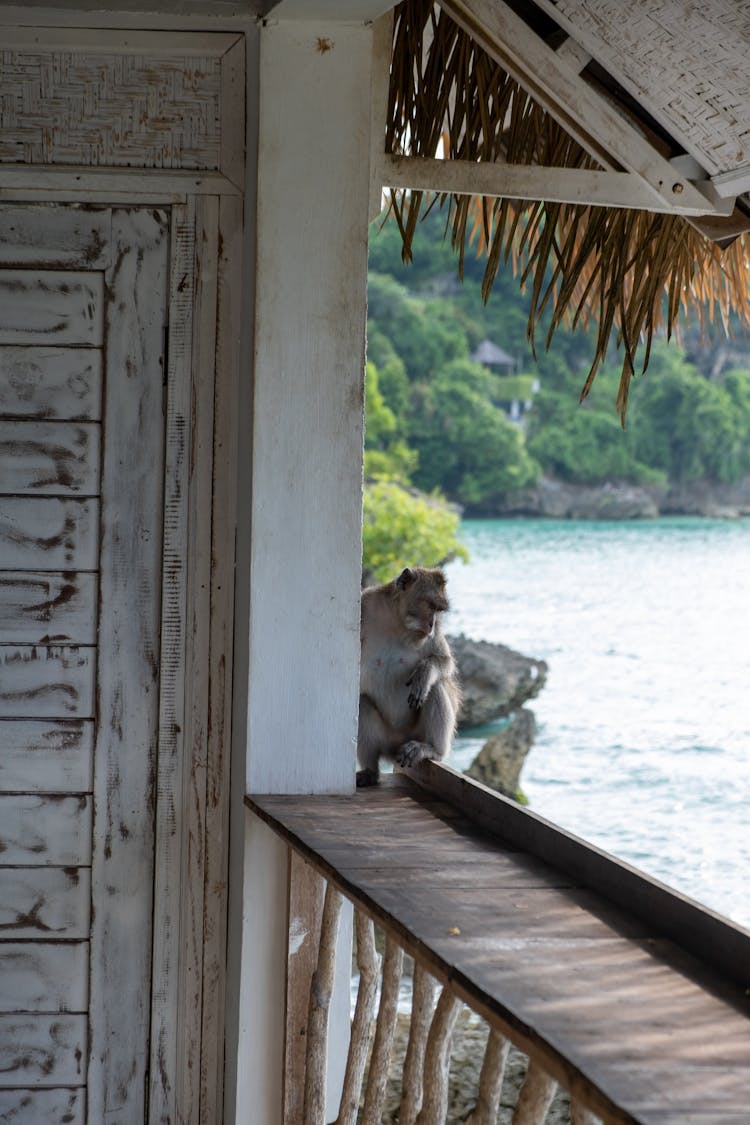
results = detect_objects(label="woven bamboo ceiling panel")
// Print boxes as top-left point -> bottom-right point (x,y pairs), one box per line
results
543,0 -> 750,176
0,31 -> 243,173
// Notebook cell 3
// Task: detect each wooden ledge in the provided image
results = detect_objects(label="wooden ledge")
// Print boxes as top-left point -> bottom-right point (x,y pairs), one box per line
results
247,772 -> 750,1123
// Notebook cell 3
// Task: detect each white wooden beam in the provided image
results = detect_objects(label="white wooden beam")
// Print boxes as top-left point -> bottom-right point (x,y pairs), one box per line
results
553,35 -> 591,75
369,11 -> 394,219
438,0 -> 724,216
378,154 -> 735,216
230,21 -> 372,1125
265,0 -> 394,19
247,19 -> 369,795
711,164 -> 750,200
0,167 -> 241,198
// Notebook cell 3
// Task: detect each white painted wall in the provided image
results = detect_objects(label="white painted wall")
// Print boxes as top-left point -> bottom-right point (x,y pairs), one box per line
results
227,16 -> 375,1125
246,19 -> 371,796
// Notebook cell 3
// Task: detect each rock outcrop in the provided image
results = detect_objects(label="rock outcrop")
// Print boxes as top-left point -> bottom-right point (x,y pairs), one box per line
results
468,474 -> 750,520
448,634 -> 547,729
464,708 -> 537,799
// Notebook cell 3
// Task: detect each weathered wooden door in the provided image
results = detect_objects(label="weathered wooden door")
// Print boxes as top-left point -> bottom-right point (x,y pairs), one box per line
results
0,205 -> 168,1123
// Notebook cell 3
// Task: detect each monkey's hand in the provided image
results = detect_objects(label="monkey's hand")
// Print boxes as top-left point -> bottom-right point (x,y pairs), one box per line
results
406,662 -> 435,710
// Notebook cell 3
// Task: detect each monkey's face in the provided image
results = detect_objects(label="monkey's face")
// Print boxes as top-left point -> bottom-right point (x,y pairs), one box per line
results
395,567 -> 449,638
403,589 -> 449,638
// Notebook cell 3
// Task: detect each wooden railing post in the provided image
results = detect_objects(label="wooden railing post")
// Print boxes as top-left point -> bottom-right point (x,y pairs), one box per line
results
361,934 -> 404,1125
400,964 -> 438,1125
512,1059 -> 557,1124
333,910 -> 379,1125
571,1102 -> 602,1125
414,986 -> 461,1125
467,1028 -> 511,1125
302,880 -> 343,1125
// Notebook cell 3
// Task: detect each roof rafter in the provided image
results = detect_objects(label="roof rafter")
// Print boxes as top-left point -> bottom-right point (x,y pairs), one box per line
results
433,0 -> 729,217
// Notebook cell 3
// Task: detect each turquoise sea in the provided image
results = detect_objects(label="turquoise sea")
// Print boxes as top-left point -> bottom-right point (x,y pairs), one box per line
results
445,517 -> 750,929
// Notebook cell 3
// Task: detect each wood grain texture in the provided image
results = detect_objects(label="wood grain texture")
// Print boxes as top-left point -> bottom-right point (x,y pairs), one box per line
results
284,853 -> 326,1125
200,189 -> 243,1125
149,199 -> 196,1125
0,1014 -> 87,1087
0,204 -> 111,269
0,867 -> 90,939
0,422 -> 101,497
0,646 -> 95,718
0,1087 -> 85,1124
248,20 -> 371,793
88,206 -> 168,1122
0,270 -> 103,345
0,346 -> 103,420
0,498 -> 99,570
0,720 -> 93,793
248,780 -> 750,1124
536,0 -> 750,177
0,571 -> 97,644
0,795 -> 92,865
0,46 -> 223,171
0,942 -> 88,1013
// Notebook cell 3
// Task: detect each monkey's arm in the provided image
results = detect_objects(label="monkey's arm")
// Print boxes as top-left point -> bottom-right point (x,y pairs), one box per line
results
406,646 -> 454,710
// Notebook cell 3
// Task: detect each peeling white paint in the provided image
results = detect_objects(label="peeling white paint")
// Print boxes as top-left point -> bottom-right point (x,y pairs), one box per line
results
288,916 -> 309,957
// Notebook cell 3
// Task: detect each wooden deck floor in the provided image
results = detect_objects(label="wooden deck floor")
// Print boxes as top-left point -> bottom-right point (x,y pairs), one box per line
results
248,773 -> 750,1125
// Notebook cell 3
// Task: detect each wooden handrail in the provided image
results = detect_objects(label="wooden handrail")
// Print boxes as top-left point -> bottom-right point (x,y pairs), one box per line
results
401,760 -> 750,990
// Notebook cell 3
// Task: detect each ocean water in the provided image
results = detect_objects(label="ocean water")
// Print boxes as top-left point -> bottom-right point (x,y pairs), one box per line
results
444,517 -> 750,930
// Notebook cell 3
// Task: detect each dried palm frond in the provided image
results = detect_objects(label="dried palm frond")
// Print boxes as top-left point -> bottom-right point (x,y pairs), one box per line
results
386,0 -> 750,424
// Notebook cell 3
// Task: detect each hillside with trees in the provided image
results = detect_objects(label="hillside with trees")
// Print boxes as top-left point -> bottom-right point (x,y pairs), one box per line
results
365,206 -> 750,524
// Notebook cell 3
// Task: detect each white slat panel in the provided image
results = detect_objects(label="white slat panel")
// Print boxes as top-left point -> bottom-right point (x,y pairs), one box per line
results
89,207 -> 168,1120
0,942 -> 88,1013
0,868 -> 91,939
0,498 -> 99,571
0,204 -> 111,268
0,422 -> 100,497
0,346 -> 103,420
0,720 -> 93,793
0,572 -> 97,645
0,796 -> 92,866
0,646 -> 95,718
0,1087 -> 84,1125
0,1015 -> 87,1087
0,271 -> 104,346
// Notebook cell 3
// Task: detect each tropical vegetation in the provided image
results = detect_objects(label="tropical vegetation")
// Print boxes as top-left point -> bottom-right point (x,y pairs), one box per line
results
362,205 -> 750,578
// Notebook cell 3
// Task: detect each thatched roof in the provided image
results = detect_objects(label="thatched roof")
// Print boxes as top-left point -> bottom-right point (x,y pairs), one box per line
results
471,340 -> 515,367
384,0 -> 750,422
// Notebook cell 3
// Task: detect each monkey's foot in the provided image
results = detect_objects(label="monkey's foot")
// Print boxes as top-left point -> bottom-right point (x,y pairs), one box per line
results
395,741 -> 438,768
356,767 -> 380,788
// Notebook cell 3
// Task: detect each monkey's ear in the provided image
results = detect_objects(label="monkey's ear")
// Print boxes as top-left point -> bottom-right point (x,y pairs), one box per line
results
396,567 -> 416,590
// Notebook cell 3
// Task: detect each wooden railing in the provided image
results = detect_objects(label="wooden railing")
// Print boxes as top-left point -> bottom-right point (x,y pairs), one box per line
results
249,763 -> 750,1125
298,872 -> 600,1125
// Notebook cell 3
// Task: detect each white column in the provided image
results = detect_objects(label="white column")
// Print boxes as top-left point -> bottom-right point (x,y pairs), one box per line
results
228,17 -> 374,1125
247,18 -> 371,795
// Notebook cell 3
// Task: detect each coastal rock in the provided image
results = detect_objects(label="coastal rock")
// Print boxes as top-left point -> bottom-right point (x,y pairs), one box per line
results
468,473 -> 750,519
448,634 -> 547,729
661,476 -> 750,518
465,708 -> 537,799
472,476 -> 661,519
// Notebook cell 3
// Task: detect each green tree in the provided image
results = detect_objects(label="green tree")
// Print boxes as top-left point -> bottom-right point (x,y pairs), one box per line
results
364,362 -> 417,480
408,360 -> 540,507
368,272 -> 469,382
362,480 -> 468,585
628,344 -> 750,482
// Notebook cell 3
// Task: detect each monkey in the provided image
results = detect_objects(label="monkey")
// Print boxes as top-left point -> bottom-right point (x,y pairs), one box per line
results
357,566 -> 461,787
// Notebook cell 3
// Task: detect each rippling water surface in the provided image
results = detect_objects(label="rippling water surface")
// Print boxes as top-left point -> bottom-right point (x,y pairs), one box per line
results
445,517 -> 750,928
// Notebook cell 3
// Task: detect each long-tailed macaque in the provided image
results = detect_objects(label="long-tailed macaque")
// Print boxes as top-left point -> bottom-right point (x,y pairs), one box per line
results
357,567 -> 460,787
